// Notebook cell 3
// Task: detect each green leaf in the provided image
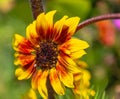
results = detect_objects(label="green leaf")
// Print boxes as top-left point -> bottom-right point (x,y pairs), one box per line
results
46,0 -> 92,21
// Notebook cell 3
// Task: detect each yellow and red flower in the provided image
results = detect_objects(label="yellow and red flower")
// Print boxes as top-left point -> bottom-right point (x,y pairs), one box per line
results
73,60 -> 95,99
13,10 -> 89,99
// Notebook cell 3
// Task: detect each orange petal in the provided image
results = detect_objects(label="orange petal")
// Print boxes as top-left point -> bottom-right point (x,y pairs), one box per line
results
31,70 -> 42,89
61,38 -> 89,51
36,12 -> 47,40
56,64 -> 74,88
73,73 -> 83,95
45,10 -> 56,29
60,38 -> 89,59
53,15 -> 68,42
54,17 -> 80,44
36,11 -> 56,40
45,10 -> 56,40
54,25 -> 70,44
38,70 -> 49,99
15,61 -> 35,80
58,53 -> 81,73
49,68 -> 65,95
13,34 -> 34,54
14,52 -> 35,66
26,21 -> 39,46
64,17 -> 80,36
75,60 -> 88,68
73,73 -> 83,82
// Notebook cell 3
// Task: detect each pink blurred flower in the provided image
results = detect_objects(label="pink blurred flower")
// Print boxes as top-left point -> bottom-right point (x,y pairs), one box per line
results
113,19 -> 120,30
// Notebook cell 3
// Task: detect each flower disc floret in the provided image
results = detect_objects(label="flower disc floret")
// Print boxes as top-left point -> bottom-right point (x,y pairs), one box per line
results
36,41 -> 58,69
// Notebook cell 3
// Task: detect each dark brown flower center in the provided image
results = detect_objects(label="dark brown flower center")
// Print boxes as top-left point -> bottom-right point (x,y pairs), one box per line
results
36,41 -> 58,69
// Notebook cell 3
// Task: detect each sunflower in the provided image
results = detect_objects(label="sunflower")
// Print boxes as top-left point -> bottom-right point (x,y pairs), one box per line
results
13,10 -> 89,99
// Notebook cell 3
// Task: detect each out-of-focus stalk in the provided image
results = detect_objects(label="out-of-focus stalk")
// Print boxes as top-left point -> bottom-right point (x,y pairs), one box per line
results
29,0 -> 44,19
76,13 -> 120,31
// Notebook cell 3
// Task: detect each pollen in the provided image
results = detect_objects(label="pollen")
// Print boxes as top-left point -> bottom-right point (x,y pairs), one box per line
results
36,41 -> 58,69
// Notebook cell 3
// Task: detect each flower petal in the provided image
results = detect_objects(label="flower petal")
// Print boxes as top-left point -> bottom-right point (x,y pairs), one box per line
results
36,10 -> 57,40
14,52 -> 35,66
49,68 -> 65,95
82,70 -> 91,87
73,73 -> 83,82
61,38 -> 89,51
36,12 -> 47,40
75,60 -> 88,68
36,11 -> 56,40
13,34 -> 34,54
15,61 -> 35,80
38,70 -> 49,99
58,52 -> 81,73
53,16 -> 68,42
25,88 -> 37,99
45,10 -> 57,39
29,89 -> 37,99
31,70 -> 42,89
26,21 -> 39,46
70,50 -> 87,59
56,64 -> 74,88
54,17 -> 80,44
60,38 -> 89,59
73,69 -> 95,98
65,17 -> 80,35
45,10 -> 56,29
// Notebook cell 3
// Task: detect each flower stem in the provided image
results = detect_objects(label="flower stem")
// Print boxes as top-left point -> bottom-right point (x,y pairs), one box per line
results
29,0 -> 44,19
47,77 -> 55,99
76,13 -> 120,32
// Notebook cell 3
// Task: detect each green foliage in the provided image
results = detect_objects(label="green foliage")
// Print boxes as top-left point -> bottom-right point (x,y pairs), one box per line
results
46,0 -> 92,21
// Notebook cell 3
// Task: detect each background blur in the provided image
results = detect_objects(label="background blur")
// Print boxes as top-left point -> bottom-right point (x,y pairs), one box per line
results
0,0 -> 120,99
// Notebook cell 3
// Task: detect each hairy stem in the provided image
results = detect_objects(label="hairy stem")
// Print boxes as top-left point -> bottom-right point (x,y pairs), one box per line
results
47,77 -> 55,99
29,0 -> 44,19
76,13 -> 120,32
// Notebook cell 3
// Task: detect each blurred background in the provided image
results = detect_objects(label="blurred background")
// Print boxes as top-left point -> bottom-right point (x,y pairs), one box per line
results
0,0 -> 120,99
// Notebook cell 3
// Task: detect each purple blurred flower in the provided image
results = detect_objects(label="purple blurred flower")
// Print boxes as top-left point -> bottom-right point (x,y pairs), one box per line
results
113,19 -> 120,30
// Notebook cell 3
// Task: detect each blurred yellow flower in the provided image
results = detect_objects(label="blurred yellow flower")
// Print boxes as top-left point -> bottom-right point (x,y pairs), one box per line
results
0,0 -> 15,13
23,89 -> 37,99
73,60 -> 95,99
13,10 -> 89,99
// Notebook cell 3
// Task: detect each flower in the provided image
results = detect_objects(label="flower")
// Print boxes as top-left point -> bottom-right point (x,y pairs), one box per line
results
0,0 -> 15,14
73,60 -> 95,99
96,20 -> 116,46
13,10 -> 89,99
113,19 -> 120,30
22,89 -> 37,99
